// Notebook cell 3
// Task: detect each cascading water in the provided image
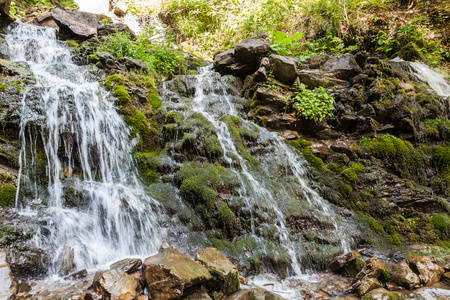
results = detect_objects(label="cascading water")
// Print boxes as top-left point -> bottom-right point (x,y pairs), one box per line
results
6,23 -> 164,272
161,68 -> 356,278
408,61 -> 450,98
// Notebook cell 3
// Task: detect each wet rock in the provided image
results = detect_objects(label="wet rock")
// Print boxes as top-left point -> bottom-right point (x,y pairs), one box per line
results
89,52 -> 126,72
330,139 -> 355,156
118,57 -> 147,71
94,268 -> 139,300
110,258 -> 142,274
36,10 -> 52,23
52,9 -> 98,39
279,130 -> 300,140
321,54 -> 362,80
409,255 -> 444,286
63,166 -> 73,178
143,242 -> 212,300
214,37 -> 271,77
184,286 -> 213,300
254,85 -> 288,110
57,243 -> 74,276
329,250 -> 366,276
0,250 -> 16,300
0,58 -> 35,83
268,54 -> 298,85
224,288 -> 286,300
355,257 -> 385,281
353,277 -> 382,296
196,247 -> 240,295
8,245 -> 49,278
389,261 -> 420,289
64,269 -> 87,280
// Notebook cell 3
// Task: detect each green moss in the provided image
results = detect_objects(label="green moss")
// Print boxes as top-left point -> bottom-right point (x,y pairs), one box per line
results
362,134 -> 418,177
66,40 -> 79,48
302,149 -> 324,170
104,74 -> 126,90
341,168 -> 358,183
205,136 -> 224,160
147,85 -> 162,109
165,111 -> 184,124
134,153 -> 160,185
338,257 -> 366,277
112,85 -> 130,106
0,184 -> 16,207
367,217 -> 384,233
124,110 -> 152,150
431,213 -> 450,232
381,268 -> 391,281
288,138 -> 312,149
327,163 -> 342,173
217,201 -> 235,231
389,233 -> 402,246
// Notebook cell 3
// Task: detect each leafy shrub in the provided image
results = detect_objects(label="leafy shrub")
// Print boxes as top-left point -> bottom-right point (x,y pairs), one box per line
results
288,83 -> 334,122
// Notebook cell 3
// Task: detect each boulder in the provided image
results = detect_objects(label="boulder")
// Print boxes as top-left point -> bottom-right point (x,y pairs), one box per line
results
94,268 -> 139,300
329,250 -> 366,276
184,286 -> 213,300
143,242 -> 212,300
0,250 -> 16,300
8,245 -> 49,278
88,52 -> 126,72
110,258 -> 142,274
52,9 -> 98,39
214,37 -> 271,77
97,22 -> 136,38
442,272 -> 450,286
390,261 -> 420,289
355,257 -> 385,281
268,54 -> 298,85
408,255 -> 444,286
196,247 -> 240,294
224,288 -> 286,300
118,57 -> 147,71
64,269 -> 87,280
353,277 -> 382,296
57,243 -> 74,276
0,58 -> 35,83
321,54 -> 362,81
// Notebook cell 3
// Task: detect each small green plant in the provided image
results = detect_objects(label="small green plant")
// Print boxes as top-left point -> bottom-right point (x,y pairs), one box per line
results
270,31 -> 304,56
288,83 -> 334,122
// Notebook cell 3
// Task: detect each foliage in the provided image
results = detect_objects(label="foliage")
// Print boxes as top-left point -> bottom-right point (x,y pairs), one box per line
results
287,83 -> 334,122
96,30 -> 186,78
0,185 -> 16,207
270,31 -> 304,56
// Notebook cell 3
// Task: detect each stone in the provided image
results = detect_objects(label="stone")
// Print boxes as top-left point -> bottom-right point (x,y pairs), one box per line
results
196,247 -> 240,294
0,0 -> 11,16
353,277 -> 382,296
8,245 -> 49,278
322,54 -> 362,81
409,255 -> 444,286
94,268 -> 139,300
89,52 -> 126,72
0,58 -> 35,83
52,9 -> 98,39
64,269 -> 87,280
143,242 -> 212,300
64,166 -> 73,178
184,286 -> 213,300
279,130 -> 300,140
57,243 -> 74,276
355,257 -> 385,282
442,272 -> 450,285
97,22 -> 136,38
297,69 -> 348,88
114,1 -> 128,17
36,10 -> 52,23
0,250 -> 16,300
214,37 -> 271,77
118,57 -> 147,71
110,258 -> 142,274
268,54 -> 298,85
329,250 -> 365,276
330,139 -> 355,156
390,261 -> 420,289
224,288 -> 286,300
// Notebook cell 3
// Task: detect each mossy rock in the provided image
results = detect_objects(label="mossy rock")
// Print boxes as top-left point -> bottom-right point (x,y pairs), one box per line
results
396,42 -> 426,62
112,85 -> 131,106
217,201 -> 236,231
337,257 -> 366,277
0,184 -> 16,207
124,109 -> 155,151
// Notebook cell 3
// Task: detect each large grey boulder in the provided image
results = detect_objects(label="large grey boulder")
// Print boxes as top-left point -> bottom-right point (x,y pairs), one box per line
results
52,9 -> 98,39
94,269 -> 139,300
321,54 -> 362,81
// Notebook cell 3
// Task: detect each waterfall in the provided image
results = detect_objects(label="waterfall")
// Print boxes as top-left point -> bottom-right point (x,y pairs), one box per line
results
408,61 -> 450,98
162,68 -> 355,277
6,23 -> 164,272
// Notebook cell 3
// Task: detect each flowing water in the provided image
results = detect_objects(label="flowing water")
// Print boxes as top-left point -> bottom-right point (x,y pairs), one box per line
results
6,23 -> 164,272
408,61 -> 450,98
5,21 -> 356,287
161,68 -> 356,278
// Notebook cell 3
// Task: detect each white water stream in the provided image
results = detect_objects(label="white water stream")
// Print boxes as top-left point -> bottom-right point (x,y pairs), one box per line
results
409,61 -> 450,98
6,23 -> 164,272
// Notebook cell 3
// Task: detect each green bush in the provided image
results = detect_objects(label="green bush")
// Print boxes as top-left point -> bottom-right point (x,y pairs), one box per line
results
288,83 -> 334,122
